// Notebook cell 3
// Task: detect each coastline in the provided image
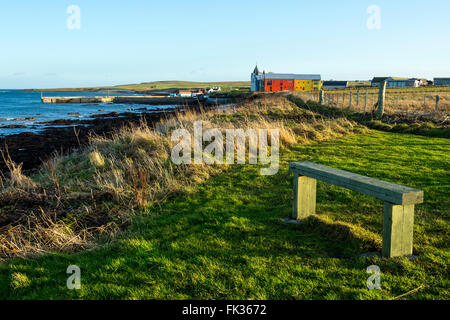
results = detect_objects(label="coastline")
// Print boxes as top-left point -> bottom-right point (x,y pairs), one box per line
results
0,106 -> 194,173
0,91 -> 252,173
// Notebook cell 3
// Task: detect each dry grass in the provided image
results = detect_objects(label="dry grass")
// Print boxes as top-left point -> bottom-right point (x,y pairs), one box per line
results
0,209 -> 93,259
1,149 -> 36,190
0,95 -> 364,260
294,91 -> 450,118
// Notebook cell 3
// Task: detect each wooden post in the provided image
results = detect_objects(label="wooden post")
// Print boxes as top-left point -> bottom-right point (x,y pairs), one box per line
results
435,95 -> 440,112
356,89 -> 360,106
292,174 -> 317,220
343,93 -> 346,105
348,92 -> 352,110
332,94 -> 335,105
319,90 -> 324,105
377,80 -> 387,119
337,94 -> 340,106
364,89 -> 368,113
382,202 -> 415,257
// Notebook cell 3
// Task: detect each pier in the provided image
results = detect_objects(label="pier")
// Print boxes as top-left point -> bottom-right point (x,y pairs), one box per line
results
41,96 -> 115,103
41,95 -> 207,105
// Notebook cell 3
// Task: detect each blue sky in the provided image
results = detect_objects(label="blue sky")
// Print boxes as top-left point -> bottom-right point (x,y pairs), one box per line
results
1,0 -> 449,88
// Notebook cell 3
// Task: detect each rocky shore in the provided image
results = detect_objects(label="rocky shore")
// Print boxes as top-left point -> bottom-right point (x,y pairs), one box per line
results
0,106 -> 193,173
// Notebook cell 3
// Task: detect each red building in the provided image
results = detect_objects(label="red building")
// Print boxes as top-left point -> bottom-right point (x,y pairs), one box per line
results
264,78 -> 295,92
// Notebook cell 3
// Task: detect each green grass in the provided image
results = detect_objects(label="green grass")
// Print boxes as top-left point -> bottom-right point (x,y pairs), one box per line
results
0,130 -> 448,299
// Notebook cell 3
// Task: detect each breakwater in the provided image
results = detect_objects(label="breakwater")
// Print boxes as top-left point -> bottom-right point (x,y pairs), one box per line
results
41,95 -> 207,105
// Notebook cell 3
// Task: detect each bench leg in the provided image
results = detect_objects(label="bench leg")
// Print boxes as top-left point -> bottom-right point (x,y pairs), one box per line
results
293,174 -> 317,220
382,202 -> 415,258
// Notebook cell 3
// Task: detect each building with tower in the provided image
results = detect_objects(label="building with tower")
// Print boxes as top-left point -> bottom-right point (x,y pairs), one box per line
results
251,65 -> 321,92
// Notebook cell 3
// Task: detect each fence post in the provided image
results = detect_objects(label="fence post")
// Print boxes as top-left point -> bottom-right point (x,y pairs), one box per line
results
435,95 -> 440,112
292,174 -> 317,220
364,89 -> 368,113
348,92 -> 352,110
332,94 -> 334,105
356,89 -> 360,106
319,90 -> 324,105
377,80 -> 387,119
337,94 -> 340,106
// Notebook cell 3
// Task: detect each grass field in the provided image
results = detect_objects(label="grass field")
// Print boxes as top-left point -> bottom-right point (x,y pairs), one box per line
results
1,130 -> 448,299
294,95 -> 450,121
110,80 -> 250,91
317,86 -> 450,114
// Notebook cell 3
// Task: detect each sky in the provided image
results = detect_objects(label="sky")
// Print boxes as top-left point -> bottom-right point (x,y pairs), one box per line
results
0,0 -> 449,89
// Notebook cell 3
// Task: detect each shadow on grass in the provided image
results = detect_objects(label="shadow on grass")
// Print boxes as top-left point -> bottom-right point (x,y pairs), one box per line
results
137,164 -> 383,263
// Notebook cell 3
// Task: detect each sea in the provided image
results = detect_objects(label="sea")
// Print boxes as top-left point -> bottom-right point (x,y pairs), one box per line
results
0,90 -> 178,136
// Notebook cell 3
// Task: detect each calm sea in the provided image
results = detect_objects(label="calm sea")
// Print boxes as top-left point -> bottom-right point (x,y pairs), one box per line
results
0,90 -> 177,136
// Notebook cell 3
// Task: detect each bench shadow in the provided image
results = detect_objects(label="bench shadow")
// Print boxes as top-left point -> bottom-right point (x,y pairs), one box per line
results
138,170 -> 383,264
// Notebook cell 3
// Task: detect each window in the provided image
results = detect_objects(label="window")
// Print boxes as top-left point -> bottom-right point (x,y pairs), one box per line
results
267,80 -> 272,85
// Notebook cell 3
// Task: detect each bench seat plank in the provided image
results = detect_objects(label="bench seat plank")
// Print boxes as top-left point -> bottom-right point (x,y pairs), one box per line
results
289,161 -> 423,205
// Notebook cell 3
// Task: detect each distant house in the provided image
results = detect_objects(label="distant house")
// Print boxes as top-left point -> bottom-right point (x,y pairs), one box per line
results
322,81 -> 349,89
207,87 -> 222,94
177,91 -> 192,97
416,78 -> 429,86
371,77 -> 421,88
434,78 -> 450,86
371,77 -> 389,87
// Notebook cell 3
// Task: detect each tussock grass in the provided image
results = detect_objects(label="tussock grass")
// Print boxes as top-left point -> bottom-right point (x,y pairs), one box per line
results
0,209 -> 94,259
0,95 -> 364,259
1,150 -> 35,190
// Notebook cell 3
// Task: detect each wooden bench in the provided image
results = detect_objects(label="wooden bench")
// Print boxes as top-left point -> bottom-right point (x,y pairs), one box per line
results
289,161 -> 424,258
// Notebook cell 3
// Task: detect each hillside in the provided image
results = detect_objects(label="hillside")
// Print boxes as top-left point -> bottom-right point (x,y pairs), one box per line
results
23,80 -> 250,92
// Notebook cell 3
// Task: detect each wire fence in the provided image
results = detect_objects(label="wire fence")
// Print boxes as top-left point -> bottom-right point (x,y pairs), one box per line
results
296,88 -> 450,117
